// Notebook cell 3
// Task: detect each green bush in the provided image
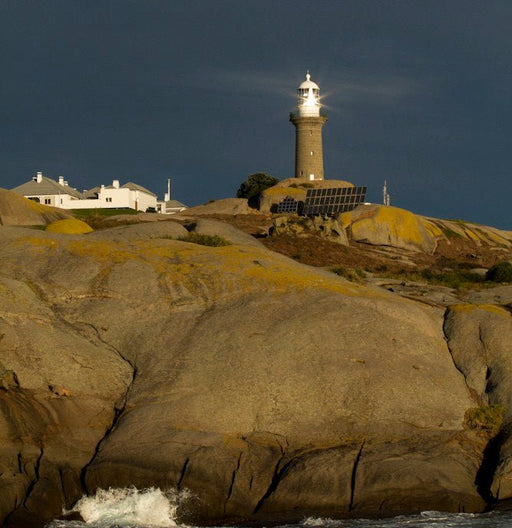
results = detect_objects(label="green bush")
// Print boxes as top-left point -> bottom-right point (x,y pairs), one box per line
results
486,261 -> 512,283
464,404 -> 504,436
178,233 -> 231,247
417,268 -> 484,290
236,172 -> 279,208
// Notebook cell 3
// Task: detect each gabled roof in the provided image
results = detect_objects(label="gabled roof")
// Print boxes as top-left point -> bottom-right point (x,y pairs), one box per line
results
82,186 -> 101,198
166,200 -> 187,208
11,176 -> 84,199
121,182 -> 157,197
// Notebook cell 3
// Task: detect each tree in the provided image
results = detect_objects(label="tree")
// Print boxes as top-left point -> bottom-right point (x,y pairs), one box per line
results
236,172 -> 279,208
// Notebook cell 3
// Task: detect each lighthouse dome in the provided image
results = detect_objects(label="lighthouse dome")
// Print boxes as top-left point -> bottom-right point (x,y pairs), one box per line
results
298,72 -> 319,90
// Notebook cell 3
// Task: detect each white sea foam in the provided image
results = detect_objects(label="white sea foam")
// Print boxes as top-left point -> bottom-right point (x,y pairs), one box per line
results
300,510 -> 501,528
69,486 -> 181,527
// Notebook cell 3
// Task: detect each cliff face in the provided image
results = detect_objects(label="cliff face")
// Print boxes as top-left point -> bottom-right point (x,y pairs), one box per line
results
1,219 -> 512,526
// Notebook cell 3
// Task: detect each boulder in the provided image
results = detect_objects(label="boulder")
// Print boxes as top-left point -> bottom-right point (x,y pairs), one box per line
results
2,220 -> 512,525
185,218 -> 264,248
341,204 -> 437,253
444,304 -> 512,502
183,198 -> 256,216
421,217 -> 512,249
45,218 -> 93,234
271,215 -> 349,245
0,188 -> 70,226
87,219 -> 188,243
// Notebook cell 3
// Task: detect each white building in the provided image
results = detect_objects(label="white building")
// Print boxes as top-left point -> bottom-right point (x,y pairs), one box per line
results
66,179 -> 157,212
11,172 -> 158,212
11,172 -> 84,206
155,179 -> 187,214
156,199 -> 187,215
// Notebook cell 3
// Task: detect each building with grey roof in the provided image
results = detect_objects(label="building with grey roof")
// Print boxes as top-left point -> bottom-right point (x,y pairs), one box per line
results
11,172 -> 84,207
11,173 -> 158,212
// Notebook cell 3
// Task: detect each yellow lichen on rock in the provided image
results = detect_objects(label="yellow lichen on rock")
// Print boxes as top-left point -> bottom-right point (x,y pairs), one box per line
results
46,218 -> 93,234
62,237 -> 380,302
462,227 -> 481,243
420,219 -> 444,238
263,186 -> 306,196
67,239 -> 137,262
450,304 -> 510,316
341,205 -> 436,253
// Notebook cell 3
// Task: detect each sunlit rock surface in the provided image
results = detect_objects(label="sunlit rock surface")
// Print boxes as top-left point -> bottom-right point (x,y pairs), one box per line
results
0,211 -> 511,526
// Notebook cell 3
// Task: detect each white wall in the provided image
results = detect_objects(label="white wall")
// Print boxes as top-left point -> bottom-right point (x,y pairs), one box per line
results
26,194 -> 81,207
59,187 -> 157,211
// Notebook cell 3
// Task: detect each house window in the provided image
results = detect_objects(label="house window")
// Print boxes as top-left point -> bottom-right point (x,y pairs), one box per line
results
106,197 -> 112,203
44,198 -> 51,204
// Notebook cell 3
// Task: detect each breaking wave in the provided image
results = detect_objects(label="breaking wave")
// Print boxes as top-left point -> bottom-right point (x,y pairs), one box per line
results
45,495 -> 512,528
47,486 -> 183,527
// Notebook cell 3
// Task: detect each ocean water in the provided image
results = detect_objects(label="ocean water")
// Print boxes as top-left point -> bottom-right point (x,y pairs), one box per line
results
44,487 -> 512,528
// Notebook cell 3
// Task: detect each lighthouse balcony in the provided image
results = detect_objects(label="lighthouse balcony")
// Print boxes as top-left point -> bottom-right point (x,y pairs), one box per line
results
290,108 -> 328,120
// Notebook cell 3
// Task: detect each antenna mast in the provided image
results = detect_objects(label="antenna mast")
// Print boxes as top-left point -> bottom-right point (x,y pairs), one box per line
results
383,180 -> 390,206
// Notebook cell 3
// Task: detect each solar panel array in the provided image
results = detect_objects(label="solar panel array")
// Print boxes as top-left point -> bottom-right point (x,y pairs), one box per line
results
303,186 -> 367,216
276,196 -> 300,214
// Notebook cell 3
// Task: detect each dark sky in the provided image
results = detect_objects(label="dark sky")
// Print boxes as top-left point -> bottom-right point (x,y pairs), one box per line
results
2,0 -> 511,228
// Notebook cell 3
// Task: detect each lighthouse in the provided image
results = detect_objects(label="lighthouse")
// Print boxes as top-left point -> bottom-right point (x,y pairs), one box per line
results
290,71 -> 328,181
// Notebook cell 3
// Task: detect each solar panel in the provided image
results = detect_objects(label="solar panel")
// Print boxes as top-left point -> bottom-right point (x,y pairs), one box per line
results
276,196 -> 300,214
302,186 -> 367,216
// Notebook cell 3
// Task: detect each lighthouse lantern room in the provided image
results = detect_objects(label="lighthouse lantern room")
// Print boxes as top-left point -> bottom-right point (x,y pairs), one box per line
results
297,71 -> 321,117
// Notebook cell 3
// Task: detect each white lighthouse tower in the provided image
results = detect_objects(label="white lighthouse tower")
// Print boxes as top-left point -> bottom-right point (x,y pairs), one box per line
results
290,71 -> 328,180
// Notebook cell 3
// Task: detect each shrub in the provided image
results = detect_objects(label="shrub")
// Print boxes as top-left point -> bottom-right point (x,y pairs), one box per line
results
178,233 -> 231,247
464,404 -> 504,437
486,261 -> 512,283
332,266 -> 364,282
236,172 -> 280,208
417,268 -> 484,290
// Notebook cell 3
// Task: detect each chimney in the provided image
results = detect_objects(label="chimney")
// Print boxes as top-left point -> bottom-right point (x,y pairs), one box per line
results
112,180 -> 120,189
36,172 -> 43,183
58,176 -> 64,186
164,178 -> 171,202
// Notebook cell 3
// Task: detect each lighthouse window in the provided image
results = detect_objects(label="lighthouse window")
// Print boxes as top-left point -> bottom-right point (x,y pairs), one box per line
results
310,151 -> 314,156
310,131 -> 313,135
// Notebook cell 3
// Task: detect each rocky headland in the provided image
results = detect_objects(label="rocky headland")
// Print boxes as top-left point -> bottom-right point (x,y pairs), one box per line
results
1,190 -> 512,527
